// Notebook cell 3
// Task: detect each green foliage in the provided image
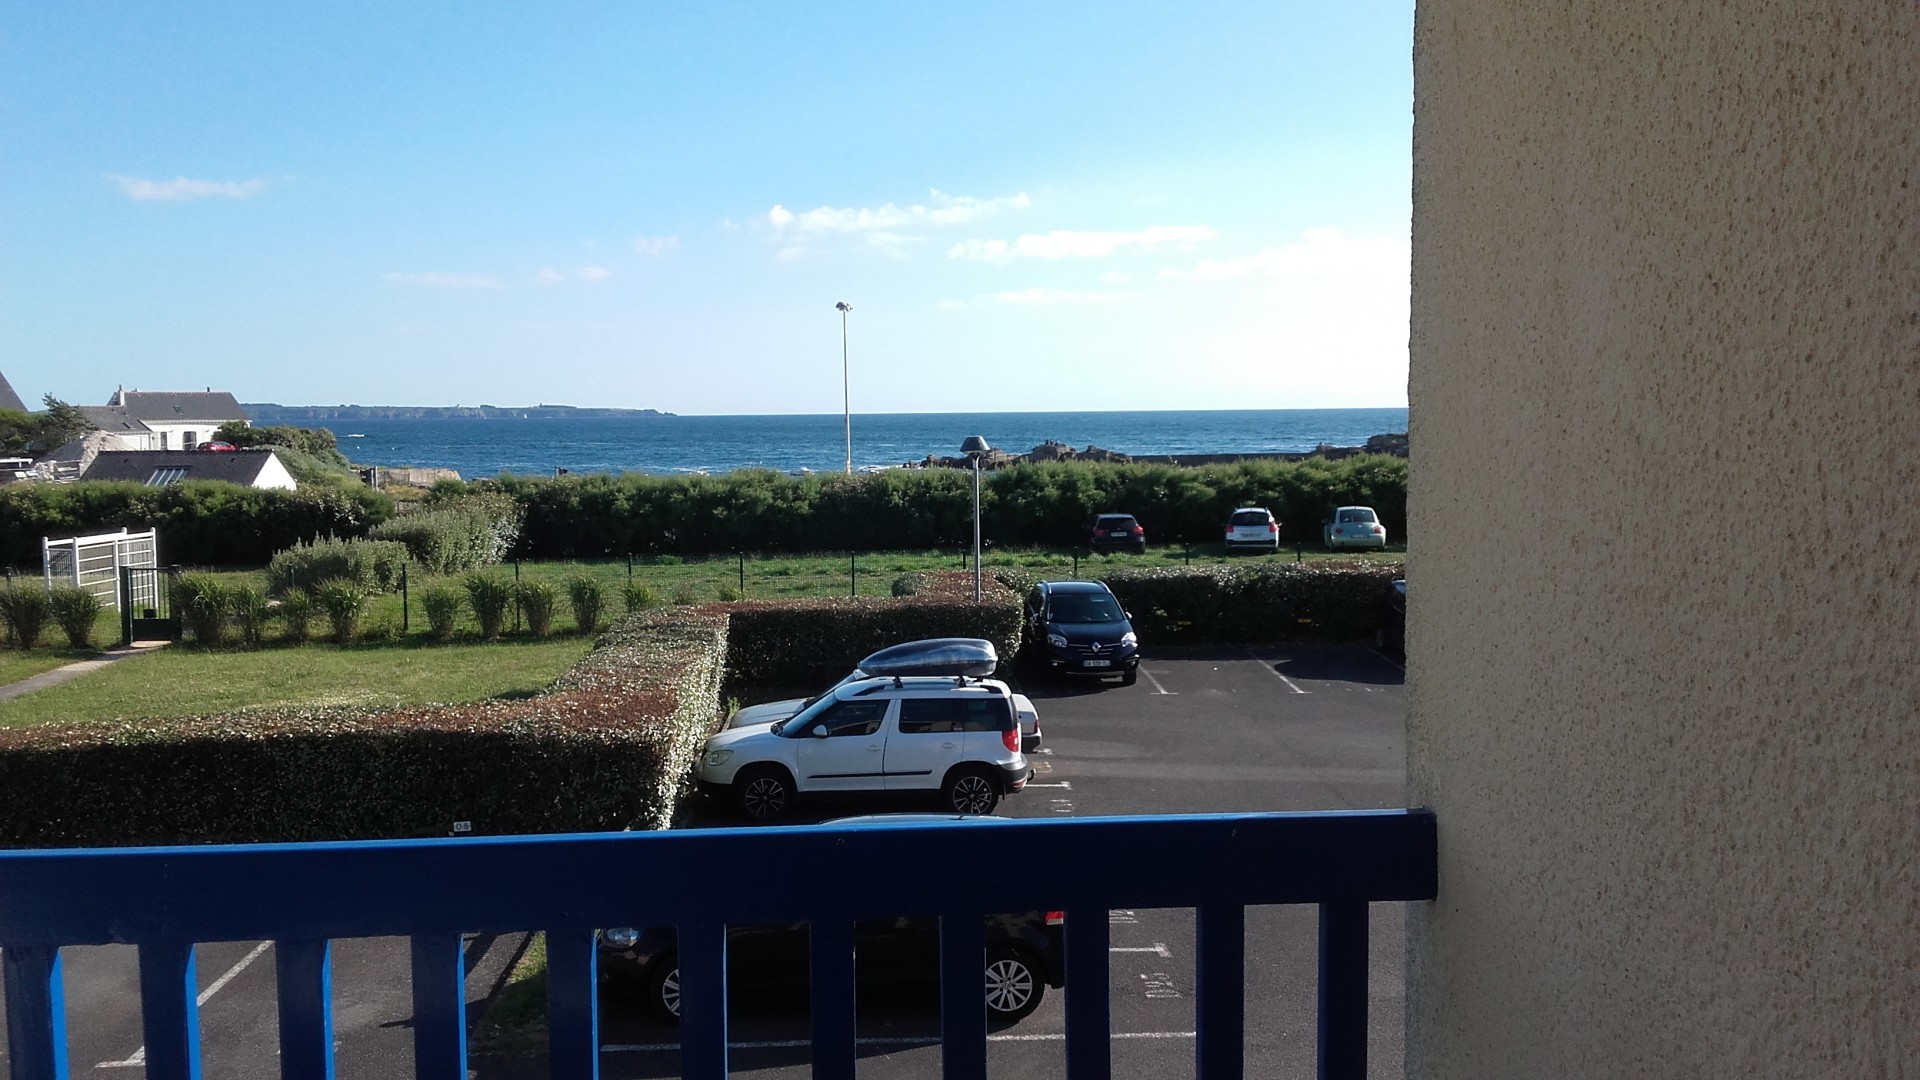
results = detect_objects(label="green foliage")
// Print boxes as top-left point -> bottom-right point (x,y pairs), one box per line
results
421,585 -> 464,640
996,562 -> 1403,644
0,481 -> 393,568
0,396 -> 92,455
0,585 -> 54,649
670,583 -> 701,606
278,591 -> 316,643
566,575 -> 605,635
231,584 -> 271,648
315,580 -> 367,644
266,536 -> 410,597
516,580 -> 560,638
621,581 -> 656,613
213,424 -> 358,486
48,587 -> 103,650
715,583 -> 743,602
173,574 -> 232,646
370,495 -> 521,573
465,574 -> 516,640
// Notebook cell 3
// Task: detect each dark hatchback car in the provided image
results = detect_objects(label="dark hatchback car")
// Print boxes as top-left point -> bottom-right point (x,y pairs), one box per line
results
598,818 -> 1066,1024
1376,578 -> 1406,655
1086,513 -> 1146,554
1023,580 -> 1140,684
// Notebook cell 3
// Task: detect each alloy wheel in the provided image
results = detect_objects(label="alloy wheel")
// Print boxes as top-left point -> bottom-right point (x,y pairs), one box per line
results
950,774 -> 996,814
984,957 -> 1035,1017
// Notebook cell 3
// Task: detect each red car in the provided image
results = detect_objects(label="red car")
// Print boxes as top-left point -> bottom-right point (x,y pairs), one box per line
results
198,441 -> 238,452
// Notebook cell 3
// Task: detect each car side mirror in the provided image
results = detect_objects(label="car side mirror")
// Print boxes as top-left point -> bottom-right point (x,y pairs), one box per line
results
812,727 -> 831,738
1125,610 -> 1134,620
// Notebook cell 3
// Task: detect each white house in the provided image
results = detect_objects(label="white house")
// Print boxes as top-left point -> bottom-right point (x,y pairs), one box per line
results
79,449 -> 297,490
105,389 -> 250,450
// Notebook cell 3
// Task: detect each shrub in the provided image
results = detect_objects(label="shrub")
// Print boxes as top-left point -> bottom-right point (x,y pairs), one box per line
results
517,580 -> 560,638
420,585 -> 463,641
316,580 -> 367,644
173,574 -> 231,646
0,585 -> 54,649
266,536 -> 410,597
622,581 -> 656,613
230,584 -> 271,649
671,583 -> 701,606
466,574 -> 516,640
370,495 -> 522,574
566,575 -> 605,635
995,562 -> 1402,644
278,591 -> 316,643
48,586 -> 103,649
715,583 -> 743,602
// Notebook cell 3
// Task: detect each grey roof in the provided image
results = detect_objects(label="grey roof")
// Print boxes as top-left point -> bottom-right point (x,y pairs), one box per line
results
80,449 -> 279,487
0,371 -> 25,413
112,390 -> 248,423
76,405 -> 155,434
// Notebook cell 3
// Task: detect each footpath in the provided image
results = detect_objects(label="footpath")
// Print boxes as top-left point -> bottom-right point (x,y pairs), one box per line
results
0,642 -> 169,703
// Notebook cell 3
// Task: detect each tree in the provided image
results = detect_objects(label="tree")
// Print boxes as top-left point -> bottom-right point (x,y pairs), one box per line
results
31,396 -> 89,452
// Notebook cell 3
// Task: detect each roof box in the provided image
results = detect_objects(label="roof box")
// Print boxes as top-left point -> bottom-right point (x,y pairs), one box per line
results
857,637 -> 999,678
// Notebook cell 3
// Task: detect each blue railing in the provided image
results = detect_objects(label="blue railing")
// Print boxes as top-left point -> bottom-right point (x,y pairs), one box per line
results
0,810 -> 1436,1080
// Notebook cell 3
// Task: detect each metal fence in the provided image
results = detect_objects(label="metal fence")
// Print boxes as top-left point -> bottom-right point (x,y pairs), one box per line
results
41,529 -> 158,610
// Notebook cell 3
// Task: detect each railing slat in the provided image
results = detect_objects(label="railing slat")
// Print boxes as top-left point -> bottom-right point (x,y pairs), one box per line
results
544,929 -> 599,1080
1316,900 -> 1368,1080
2,945 -> 71,1080
1063,907 -> 1110,1080
136,941 -> 202,1080
678,922 -> 728,1080
1195,904 -> 1245,1080
408,934 -> 466,1080
939,913 -> 986,1080
809,920 -> 856,1080
274,938 -> 334,1080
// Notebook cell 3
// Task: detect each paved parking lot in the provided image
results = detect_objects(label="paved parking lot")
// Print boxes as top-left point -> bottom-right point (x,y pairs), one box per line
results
0,644 -> 1407,1080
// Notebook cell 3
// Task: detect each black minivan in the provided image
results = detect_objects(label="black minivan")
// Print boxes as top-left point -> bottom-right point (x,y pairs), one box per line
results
1023,580 -> 1140,685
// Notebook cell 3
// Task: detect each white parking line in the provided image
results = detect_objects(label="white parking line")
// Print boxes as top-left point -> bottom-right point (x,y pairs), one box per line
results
1246,650 -> 1308,694
602,1031 -> 1197,1052
1109,943 -> 1172,958
1138,668 -> 1175,695
1025,781 -> 1071,789
97,941 -> 274,1070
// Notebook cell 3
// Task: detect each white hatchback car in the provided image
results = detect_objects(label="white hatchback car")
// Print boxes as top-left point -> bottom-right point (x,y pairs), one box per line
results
1323,505 -> 1389,550
698,676 -> 1032,820
1223,506 -> 1281,552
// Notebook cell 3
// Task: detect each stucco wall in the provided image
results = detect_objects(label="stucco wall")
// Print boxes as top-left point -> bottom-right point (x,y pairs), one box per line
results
1407,3 -> 1917,1076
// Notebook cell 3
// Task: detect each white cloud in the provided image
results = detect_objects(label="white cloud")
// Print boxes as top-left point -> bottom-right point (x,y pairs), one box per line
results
384,272 -> 504,289
1101,271 -> 1134,284
1160,227 -> 1406,284
110,174 -> 266,202
536,268 -> 565,284
993,288 -> 1136,307
949,225 -> 1216,263
633,236 -> 680,255
579,266 -> 611,282
766,190 -> 1029,235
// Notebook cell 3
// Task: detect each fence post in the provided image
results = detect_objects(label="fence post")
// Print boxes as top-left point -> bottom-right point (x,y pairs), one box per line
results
121,566 -> 133,647
513,561 -> 522,633
1295,543 -> 1304,564
401,563 -> 410,633
1072,551 -> 1079,578
627,553 -> 633,581
738,551 -> 746,594
849,551 -> 857,597
1184,542 -> 1192,566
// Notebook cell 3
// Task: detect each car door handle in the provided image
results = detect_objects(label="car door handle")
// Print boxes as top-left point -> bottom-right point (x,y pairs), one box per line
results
866,744 -> 883,752
940,741 -> 956,749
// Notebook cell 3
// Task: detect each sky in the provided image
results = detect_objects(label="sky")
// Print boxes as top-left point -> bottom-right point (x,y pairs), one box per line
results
0,2 -> 1414,416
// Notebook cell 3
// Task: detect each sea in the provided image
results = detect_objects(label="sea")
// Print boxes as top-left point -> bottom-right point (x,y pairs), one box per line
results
317,409 -> 1409,479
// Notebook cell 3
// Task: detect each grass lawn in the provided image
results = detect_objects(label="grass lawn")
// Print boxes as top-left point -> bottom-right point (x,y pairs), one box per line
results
0,636 -> 592,729
0,648 -> 101,687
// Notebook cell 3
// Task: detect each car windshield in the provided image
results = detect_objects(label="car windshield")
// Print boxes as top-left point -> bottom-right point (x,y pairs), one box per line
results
1049,592 -> 1125,623
1231,510 -> 1269,525
1339,508 -> 1377,523
1096,517 -> 1135,528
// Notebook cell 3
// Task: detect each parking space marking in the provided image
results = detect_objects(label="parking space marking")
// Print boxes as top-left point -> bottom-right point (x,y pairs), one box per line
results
1109,943 -> 1172,958
1370,647 -> 1405,671
604,1032 -> 1197,1052
97,941 -> 274,1069
1025,781 -> 1071,789
1245,650 -> 1309,693
1138,668 -> 1176,695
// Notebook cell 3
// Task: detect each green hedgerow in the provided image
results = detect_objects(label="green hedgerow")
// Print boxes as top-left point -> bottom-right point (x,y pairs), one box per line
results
420,585 -> 464,641
465,574 -> 516,641
230,584 -> 271,649
0,585 -> 54,649
316,580 -> 367,644
278,590 -> 316,643
49,586 -> 103,650
566,575 -> 605,635
517,580 -> 560,638
173,574 -> 231,646
621,581 -> 656,614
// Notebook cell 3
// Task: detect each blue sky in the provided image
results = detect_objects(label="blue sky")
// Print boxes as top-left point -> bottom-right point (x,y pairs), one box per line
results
1,2 -> 1413,415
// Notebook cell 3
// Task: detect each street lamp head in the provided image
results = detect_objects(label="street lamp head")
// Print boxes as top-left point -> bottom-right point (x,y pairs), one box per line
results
960,435 -> 992,457
836,301 -> 852,313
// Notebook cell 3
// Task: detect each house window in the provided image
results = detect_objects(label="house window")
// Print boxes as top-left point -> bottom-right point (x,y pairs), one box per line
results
146,467 -> 190,487
160,432 -> 170,450
184,431 -> 198,449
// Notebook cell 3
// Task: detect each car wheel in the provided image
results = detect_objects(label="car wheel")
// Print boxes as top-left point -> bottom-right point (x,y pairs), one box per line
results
942,767 -> 1000,815
984,945 -> 1045,1022
646,955 -> 682,1024
736,766 -> 795,821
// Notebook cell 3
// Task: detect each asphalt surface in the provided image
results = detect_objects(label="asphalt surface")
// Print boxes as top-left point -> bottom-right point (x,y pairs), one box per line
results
0,643 -> 1407,1079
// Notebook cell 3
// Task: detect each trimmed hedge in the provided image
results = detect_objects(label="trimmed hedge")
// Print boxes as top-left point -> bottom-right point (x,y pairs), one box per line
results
996,562 -> 1403,643
0,608 -> 728,847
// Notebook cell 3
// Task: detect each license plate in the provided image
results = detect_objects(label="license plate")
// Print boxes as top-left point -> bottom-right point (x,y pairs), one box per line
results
1083,659 -> 1112,668
1108,531 -> 1128,537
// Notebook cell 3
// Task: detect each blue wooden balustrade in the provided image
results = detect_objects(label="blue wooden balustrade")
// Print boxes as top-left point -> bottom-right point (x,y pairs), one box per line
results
0,809 -> 1436,1080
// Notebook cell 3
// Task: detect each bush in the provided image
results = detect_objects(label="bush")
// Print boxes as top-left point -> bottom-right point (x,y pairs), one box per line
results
316,580 -> 367,644
230,584 -> 271,649
420,585 -> 464,641
715,583 -> 743,602
173,574 -> 231,646
566,575 -> 605,635
517,580 -> 560,638
266,536 -> 410,597
0,585 -> 54,649
996,562 -> 1402,644
48,586 -> 103,650
622,581 -> 656,614
466,574 -> 516,640
370,496 -> 522,574
671,583 -> 701,606
278,591 -> 316,643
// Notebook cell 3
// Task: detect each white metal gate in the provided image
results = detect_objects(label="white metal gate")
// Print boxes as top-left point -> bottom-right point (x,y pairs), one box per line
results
42,528 -> 158,611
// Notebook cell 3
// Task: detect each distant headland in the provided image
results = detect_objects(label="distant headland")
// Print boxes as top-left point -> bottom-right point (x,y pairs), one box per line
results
241,403 -> 672,421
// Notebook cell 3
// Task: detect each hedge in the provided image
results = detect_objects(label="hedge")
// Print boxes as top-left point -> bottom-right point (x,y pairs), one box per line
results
996,562 -> 1403,644
369,495 -> 522,574
0,607 -> 728,847
265,536 -> 411,596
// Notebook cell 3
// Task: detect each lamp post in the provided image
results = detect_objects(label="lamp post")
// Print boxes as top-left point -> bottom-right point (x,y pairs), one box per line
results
961,435 -> 992,602
836,302 -> 853,474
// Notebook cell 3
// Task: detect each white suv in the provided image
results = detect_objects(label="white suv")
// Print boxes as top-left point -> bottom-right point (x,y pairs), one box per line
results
698,676 -> 1031,820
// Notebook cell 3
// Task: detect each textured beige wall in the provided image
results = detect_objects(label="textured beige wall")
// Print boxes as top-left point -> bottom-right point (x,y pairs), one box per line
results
1406,3 -> 1918,1076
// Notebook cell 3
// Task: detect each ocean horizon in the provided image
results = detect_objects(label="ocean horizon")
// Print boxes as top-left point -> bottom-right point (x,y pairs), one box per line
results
314,408 -> 1409,479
